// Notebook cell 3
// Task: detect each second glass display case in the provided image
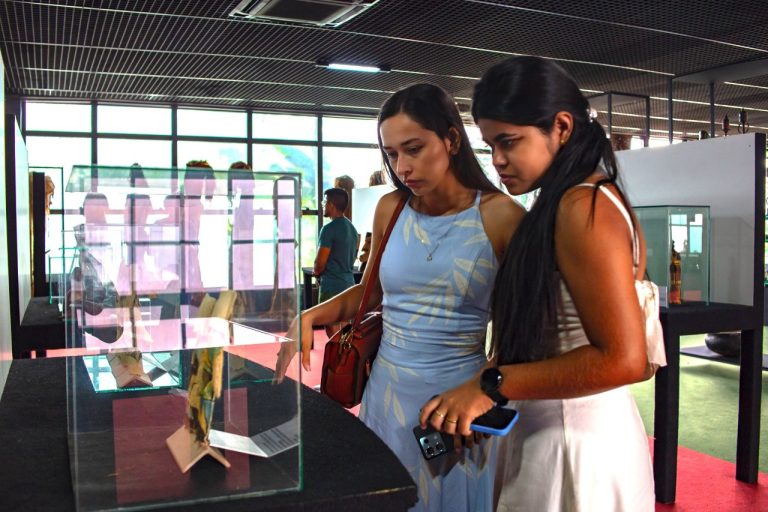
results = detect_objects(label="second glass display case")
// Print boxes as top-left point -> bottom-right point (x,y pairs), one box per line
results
634,205 -> 711,305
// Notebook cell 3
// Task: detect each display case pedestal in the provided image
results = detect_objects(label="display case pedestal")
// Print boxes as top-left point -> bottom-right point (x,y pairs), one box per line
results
654,302 -> 762,503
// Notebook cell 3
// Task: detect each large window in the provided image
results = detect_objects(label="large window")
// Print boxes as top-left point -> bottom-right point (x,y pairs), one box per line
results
25,136 -> 91,193
24,102 -> 390,272
26,102 -> 91,132
98,139 -> 172,167
322,117 -> 378,144
178,108 -> 247,138
178,140 -> 247,170
253,113 -> 317,141
97,104 -> 171,135
252,144 -> 318,209
321,146 -> 382,192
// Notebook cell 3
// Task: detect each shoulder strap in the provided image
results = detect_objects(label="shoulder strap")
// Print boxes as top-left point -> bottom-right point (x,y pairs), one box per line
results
574,183 -> 639,269
351,195 -> 408,327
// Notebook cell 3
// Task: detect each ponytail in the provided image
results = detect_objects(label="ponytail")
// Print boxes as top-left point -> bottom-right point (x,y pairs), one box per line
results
473,56 -> 633,364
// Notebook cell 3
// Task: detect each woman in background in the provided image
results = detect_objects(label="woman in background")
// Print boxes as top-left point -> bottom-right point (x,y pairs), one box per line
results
420,56 -> 656,511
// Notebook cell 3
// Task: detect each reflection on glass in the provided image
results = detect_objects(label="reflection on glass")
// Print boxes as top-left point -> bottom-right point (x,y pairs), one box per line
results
178,108 -> 247,138
301,216 -> 318,269
97,105 -> 171,135
83,351 -> 182,392
69,348 -> 301,510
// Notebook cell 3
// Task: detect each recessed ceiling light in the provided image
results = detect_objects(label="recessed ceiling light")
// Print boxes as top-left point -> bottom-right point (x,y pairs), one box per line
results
316,60 -> 390,73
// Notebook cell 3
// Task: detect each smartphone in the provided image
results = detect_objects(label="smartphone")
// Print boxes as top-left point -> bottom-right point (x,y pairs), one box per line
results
469,407 -> 519,436
412,424 -> 454,460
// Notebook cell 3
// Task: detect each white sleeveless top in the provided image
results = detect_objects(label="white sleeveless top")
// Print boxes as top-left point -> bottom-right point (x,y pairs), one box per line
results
548,183 -> 667,369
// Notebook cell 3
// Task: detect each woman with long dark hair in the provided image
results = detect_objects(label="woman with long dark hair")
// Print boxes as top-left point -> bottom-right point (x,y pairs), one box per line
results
419,57 -> 656,510
276,83 -> 524,511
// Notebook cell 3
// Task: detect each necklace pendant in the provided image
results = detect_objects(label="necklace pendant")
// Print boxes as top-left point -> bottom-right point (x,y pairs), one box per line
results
427,254 -> 433,262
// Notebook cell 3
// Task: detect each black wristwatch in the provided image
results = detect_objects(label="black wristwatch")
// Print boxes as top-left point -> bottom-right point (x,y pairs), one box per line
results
480,367 -> 508,406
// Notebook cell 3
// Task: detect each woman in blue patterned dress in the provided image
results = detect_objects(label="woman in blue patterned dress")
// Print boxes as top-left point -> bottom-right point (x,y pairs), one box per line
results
276,83 -> 524,511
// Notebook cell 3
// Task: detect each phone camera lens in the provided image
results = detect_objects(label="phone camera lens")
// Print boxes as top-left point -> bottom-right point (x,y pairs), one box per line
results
426,447 -> 434,456
435,442 -> 443,451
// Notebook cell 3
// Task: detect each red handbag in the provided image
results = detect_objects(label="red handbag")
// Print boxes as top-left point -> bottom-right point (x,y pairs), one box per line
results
320,196 -> 407,408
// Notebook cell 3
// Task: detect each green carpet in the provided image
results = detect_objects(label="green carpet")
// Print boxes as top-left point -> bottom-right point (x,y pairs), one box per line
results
630,330 -> 768,473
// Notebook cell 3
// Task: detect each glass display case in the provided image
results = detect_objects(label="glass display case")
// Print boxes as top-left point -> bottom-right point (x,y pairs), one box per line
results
63,165 -> 303,511
47,245 -> 77,309
634,205 -> 710,305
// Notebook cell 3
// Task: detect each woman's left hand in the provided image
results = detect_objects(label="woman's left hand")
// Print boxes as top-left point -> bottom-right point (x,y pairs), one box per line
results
419,375 -> 495,438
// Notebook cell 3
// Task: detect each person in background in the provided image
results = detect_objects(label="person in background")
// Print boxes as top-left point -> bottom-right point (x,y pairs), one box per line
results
276,83 -> 524,512
229,161 -> 251,171
358,169 -> 387,271
419,56 -> 656,511
314,187 -> 358,337
333,174 -> 355,220
357,232 -> 372,272
368,169 -> 386,186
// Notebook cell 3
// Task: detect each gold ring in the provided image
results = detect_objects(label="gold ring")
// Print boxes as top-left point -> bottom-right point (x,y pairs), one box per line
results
445,418 -> 458,424
433,410 -> 446,418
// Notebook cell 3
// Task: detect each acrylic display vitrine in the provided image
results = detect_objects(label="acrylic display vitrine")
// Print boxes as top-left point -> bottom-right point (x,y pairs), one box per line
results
634,205 -> 711,304
63,165 -> 303,511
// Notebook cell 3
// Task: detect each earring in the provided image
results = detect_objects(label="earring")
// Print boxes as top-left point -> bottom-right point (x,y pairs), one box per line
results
560,139 -> 566,145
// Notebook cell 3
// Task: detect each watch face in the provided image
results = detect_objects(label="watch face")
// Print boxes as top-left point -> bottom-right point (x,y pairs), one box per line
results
481,368 -> 502,392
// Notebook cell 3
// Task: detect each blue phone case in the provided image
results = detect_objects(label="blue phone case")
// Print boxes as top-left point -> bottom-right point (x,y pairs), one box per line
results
469,407 -> 520,436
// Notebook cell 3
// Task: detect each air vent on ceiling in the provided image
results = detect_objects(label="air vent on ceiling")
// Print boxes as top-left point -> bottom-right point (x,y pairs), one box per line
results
229,0 -> 378,27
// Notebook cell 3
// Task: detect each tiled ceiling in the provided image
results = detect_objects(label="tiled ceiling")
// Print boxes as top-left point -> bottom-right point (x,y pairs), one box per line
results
1,0 -> 767,139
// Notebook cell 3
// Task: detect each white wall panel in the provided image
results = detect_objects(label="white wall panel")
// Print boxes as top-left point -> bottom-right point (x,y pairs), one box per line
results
617,134 -> 760,305
0,52 -> 13,395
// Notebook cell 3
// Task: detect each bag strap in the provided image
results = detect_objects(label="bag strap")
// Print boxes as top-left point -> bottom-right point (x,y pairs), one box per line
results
574,183 -> 640,270
351,194 -> 408,328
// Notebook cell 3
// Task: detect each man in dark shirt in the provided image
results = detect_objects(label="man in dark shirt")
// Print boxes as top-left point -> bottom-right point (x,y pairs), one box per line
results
314,188 -> 359,336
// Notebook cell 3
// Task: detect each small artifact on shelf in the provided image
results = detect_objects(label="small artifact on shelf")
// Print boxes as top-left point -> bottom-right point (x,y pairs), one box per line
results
669,243 -> 682,305
166,347 -> 230,473
106,351 -> 152,388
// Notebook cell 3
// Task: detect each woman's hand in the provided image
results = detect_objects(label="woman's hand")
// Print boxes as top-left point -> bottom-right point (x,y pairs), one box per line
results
419,374 -> 495,438
274,313 -> 315,383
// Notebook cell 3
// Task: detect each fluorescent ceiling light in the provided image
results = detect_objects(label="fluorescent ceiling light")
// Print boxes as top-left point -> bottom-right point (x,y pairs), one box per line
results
316,60 -> 390,73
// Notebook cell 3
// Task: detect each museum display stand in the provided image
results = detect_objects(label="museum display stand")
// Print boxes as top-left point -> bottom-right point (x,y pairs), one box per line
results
0,162 -> 417,511
618,133 -> 765,503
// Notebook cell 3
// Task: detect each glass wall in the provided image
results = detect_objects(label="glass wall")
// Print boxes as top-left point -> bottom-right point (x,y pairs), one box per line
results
23,100 -> 505,270
322,146 -> 382,192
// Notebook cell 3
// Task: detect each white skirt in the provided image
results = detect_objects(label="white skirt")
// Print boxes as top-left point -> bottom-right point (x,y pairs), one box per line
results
494,386 -> 655,512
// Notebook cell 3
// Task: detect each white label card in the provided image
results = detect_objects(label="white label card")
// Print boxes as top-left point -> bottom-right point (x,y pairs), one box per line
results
208,417 -> 299,458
